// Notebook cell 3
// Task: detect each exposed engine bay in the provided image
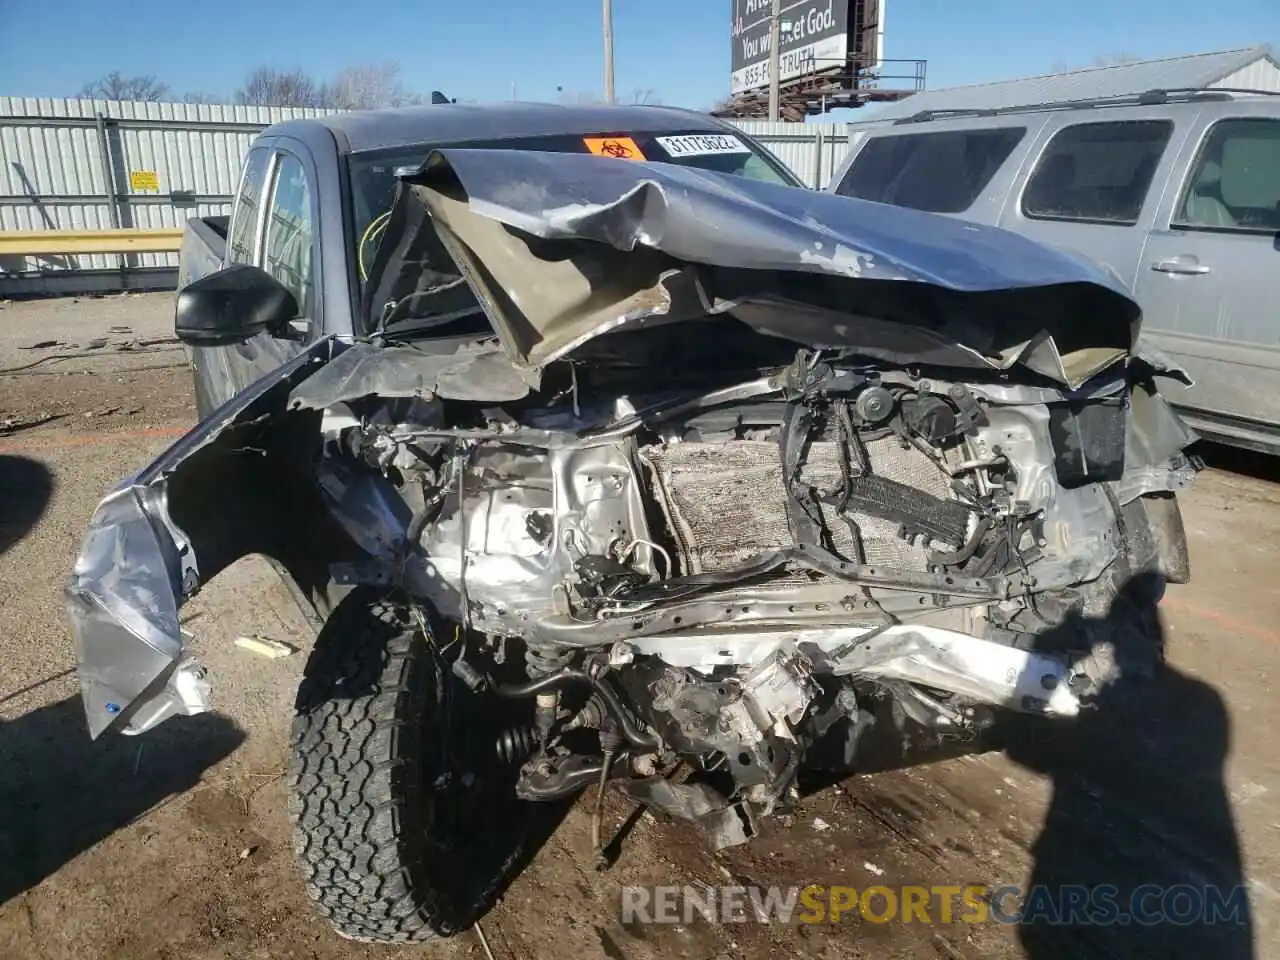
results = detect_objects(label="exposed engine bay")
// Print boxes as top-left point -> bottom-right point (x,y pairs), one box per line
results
66,146 -> 1200,857
289,326 -> 1194,848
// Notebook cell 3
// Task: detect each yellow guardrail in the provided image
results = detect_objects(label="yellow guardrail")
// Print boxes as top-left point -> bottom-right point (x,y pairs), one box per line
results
0,228 -> 184,255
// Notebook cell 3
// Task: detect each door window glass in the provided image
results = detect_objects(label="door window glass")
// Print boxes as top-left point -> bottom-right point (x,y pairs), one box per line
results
262,153 -> 316,316
1022,120 -> 1173,224
1174,118 -> 1280,233
227,147 -> 272,263
833,127 -> 1027,213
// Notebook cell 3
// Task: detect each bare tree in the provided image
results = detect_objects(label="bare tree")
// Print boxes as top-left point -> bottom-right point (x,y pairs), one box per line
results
233,62 -> 433,109
78,63 -> 441,110
235,67 -> 327,108
78,71 -> 171,102
327,61 -> 427,109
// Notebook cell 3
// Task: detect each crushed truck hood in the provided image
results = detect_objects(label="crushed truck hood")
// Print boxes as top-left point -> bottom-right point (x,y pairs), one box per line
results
363,148 -> 1143,389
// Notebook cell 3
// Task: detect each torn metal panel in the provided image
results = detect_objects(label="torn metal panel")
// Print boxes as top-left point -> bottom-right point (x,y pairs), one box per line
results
67,483 -> 194,739
367,148 -> 1143,386
1114,382 -> 1201,504
288,339 -> 539,410
316,459 -> 415,560
67,339 -> 342,738
1133,338 -> 1195,386
619,622 -> 1091,717
814,625 -> 1090,717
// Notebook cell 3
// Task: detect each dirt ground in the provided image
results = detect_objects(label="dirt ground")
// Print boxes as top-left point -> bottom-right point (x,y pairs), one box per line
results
1,292 -> 1278,960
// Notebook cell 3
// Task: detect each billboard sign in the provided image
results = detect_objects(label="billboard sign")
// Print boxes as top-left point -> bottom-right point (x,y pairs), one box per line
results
730,0 -> 850,93
861,0 -> 885,74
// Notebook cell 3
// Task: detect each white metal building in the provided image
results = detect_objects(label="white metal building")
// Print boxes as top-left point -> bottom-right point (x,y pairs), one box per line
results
0,101 -> 845,296
849,44 -> 1280,128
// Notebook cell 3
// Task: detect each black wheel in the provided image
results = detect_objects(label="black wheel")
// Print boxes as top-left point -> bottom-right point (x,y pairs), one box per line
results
288,587 -> 543,943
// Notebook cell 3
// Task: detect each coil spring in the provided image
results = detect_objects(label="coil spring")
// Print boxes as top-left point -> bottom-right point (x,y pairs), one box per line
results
524,641 -> 574,678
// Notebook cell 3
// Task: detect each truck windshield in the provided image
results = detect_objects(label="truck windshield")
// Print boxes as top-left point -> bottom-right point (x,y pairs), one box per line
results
348,129 -> 799,294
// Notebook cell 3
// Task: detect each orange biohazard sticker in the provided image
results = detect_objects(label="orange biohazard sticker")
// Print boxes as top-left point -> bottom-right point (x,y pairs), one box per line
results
583,136 -> 646,160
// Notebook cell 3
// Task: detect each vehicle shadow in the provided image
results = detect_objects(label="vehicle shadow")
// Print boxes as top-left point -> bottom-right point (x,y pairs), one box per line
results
795,570 -> 1254,957
0,454 -> 54,557
1191,438 -> 1280,485
432,689 -> 574,933
442,772 -> 574,933
0,696 -> 245,905
996,571 -> 1254,959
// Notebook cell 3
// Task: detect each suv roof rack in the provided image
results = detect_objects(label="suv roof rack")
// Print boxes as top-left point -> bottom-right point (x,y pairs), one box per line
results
892,86 -> 1278,124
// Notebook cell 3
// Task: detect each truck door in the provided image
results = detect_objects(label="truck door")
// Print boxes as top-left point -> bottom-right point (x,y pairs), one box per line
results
1003,111 -> 1194,290
1132,103 -> 1280,450
194,142 -> 322,417
189,145 -> 271,415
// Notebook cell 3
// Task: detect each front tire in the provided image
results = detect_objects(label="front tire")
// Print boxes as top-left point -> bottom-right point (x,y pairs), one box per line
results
288,588 -> 534,943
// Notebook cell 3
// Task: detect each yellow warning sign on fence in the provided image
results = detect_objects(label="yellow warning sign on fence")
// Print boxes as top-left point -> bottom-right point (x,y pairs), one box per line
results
129,170 -> 160,191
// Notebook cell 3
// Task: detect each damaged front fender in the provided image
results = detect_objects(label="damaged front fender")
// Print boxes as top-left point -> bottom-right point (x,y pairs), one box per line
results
67,481 -> 202,738
67,338 -> 348,738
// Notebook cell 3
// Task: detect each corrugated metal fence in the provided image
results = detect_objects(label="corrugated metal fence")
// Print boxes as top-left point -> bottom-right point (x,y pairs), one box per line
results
0,97 -> 339,296
0,97 -> 851,297
732,119 -> 851,189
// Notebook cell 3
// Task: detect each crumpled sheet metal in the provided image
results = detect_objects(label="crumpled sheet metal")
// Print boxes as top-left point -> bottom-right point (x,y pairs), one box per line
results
66,483 -> 194,738
67,338 -> 342,738
373,148 -> 1143,387
416,148 -> 1132,290
818,626 -> 1086,717
315,458 -> 415,560
288,339 -> 539,410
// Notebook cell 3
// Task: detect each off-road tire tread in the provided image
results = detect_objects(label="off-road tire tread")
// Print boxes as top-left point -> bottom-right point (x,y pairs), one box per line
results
287,588 -> 445,943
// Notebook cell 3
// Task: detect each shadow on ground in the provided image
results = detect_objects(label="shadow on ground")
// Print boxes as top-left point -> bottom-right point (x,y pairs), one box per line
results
793,569 -> 1254,958
997,572 -> 1254,959
1192,439 -> 1280,484
0,455 -> 54,557
0,697 -> 245,905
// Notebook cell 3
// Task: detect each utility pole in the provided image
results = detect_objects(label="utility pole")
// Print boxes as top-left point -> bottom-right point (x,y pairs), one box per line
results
767,0 -> 782,121
603,0 -> 616,104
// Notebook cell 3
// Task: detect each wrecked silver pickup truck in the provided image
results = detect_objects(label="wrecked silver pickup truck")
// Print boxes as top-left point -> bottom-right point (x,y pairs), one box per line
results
67,103 -> 1198,944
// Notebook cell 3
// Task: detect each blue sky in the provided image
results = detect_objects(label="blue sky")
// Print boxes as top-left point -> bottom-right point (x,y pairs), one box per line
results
0,0 -> 1275,116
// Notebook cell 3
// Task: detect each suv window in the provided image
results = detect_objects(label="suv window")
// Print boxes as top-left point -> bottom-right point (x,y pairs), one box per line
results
1174,117 -> 1280,233
832,128 -> 1027,213
261,153 -> 316,317
227,147 -> 272,264
1022,120 -> 1172,224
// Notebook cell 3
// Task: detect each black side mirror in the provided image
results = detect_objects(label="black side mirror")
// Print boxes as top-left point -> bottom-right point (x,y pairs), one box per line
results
174,264 -> 298,346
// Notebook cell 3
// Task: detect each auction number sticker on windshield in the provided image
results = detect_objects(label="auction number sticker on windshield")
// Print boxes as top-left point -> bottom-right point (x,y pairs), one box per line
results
655,134 -> 750,158
584,136 -> 646,160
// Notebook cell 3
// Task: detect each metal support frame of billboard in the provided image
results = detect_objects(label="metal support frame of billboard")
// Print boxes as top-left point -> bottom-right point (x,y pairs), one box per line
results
724,0 -> 923,120
714,57 -> 926,121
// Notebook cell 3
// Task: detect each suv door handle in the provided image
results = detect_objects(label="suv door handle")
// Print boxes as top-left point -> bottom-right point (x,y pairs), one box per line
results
1152,256 -> 1211,276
